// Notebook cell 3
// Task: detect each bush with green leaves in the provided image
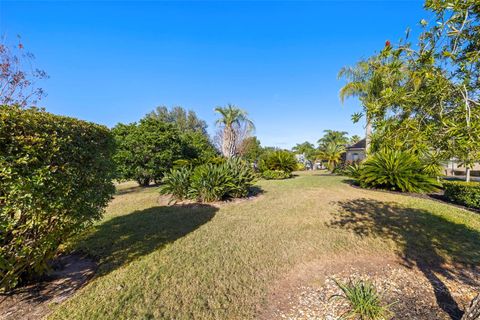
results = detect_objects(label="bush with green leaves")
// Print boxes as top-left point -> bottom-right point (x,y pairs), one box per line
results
222,158 -> 257,198
160,158 -> 256,203
159,167 -> 193,201
358,149 -> 439,193
331,279 -> 393,320
259,150 -> 297,175
0,106 -> 115,291
261,170 -> 291,180
344,162 -> 364,179
443,181 -> 480,209
112,116 -> 216,186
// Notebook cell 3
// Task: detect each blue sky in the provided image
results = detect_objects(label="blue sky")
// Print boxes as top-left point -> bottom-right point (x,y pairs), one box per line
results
1,1 -> 427,148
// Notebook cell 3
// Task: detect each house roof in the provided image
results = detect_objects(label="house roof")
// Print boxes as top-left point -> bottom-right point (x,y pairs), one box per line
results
347,138 -> 366,150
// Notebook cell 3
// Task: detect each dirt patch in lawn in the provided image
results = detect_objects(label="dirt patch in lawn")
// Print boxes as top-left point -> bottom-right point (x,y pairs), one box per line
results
0,254 -> 96,320
261,254 -> 479,320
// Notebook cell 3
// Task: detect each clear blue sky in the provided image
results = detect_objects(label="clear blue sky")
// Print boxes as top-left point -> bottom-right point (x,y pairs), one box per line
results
1,1 -> 427,148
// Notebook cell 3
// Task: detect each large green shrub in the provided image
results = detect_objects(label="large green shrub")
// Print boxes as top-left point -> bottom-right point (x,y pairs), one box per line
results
0,106 -> 115,291
160,158 -> 256,203
259,150 -> 297,175
358,149 -> 439,193
112,116 -> 217,186
112,119 -> 184,186
443,181 -> 480,209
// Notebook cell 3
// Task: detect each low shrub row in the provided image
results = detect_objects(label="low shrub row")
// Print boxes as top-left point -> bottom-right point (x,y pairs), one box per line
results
0,106 -> 115,291
160,158 -> 256,202
443,181 -> 480,209
261,169 -> 291,180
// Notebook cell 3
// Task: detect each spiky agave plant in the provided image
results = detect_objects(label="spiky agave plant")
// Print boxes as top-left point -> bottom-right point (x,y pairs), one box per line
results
331,279 -> 393,320
359,149 -> 439,193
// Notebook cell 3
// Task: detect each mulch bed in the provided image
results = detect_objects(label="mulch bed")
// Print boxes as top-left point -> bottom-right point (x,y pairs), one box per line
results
262,257 -> 479,320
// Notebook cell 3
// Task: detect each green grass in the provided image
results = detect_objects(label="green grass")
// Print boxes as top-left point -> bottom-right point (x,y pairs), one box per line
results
50,172 -> 480,319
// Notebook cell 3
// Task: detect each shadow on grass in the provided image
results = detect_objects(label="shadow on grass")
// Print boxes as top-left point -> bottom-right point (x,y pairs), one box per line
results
76,204 -> 217,275
248,185 -> 265,197
330,198 -> 480,320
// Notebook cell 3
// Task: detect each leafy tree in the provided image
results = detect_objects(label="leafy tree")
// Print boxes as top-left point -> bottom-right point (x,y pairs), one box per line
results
292,141 -> 317,161
147,106 -> 217,164
214,104 -> 255,158
318,130 -> 349,150
181,130 -> 218,163
112,117 -> 185,186
239,136 -> 263,162
0,37 -> 48,108
147,106 -> 208,135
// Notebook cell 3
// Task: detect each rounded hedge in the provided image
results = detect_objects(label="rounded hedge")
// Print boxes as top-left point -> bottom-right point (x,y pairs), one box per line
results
443,181 -> 480,209
0,106 -> 115,291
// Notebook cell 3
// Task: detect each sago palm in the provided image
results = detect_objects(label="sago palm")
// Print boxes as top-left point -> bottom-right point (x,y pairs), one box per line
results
215,104 -> 254,158
319,142 -> 346,171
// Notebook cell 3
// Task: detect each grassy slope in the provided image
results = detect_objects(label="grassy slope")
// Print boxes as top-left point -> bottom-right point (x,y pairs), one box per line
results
50,172 -> 480,319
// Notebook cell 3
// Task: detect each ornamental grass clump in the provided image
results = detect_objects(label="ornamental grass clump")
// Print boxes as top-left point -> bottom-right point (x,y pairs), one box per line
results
331,279 -> 393,320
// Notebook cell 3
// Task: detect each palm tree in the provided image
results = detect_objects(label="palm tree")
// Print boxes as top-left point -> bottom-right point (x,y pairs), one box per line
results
318,142 -> 346,171
215,104 -> 254,158
318,130 -> 349,150
338,58 -> 385,155
349,135 -> 361,145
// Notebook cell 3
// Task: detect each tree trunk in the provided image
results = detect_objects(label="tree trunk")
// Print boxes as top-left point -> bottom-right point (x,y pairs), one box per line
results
365,117 -> 372,156
466,167 -> 471,182
462,293 -> 480,320
222,126 -> 237,158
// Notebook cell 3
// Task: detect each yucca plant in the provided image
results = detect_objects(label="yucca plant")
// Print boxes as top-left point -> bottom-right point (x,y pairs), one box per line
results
359,149 -> 439,193
159,167 -> 193,202
331,279 -> 393,320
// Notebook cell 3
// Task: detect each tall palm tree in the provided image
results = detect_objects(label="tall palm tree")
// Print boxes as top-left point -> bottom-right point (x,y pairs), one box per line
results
338,58 -> 385,155
215,104 -> 254,158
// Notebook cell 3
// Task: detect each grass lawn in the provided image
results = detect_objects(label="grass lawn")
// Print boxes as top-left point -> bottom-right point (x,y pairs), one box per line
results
49,171 -> 480,319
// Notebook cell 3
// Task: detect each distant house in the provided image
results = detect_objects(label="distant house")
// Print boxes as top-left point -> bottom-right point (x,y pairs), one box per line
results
443,159 -> 480,177
344,138 -> 480,176
345,139 -> 366,163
